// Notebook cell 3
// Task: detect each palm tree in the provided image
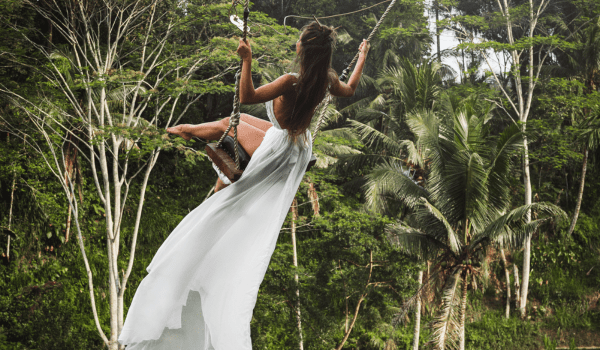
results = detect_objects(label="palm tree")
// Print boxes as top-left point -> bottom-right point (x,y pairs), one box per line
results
329,60 -> 450,350
364,107 -> 565,350
333,59 -> 446,183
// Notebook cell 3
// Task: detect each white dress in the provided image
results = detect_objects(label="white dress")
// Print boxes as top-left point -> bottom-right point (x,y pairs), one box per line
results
118,95 -> 312,349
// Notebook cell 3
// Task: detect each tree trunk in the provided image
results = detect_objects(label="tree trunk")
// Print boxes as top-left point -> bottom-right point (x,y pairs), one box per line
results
459,272 -> 468,350
499,247 -> 511,319
6,169 -> 16,260
568,146 -> 588,235
65,200 -> 72,243
339,260 -> 349,333
291,199 -> 304,350
513,265 -> 520,307
108,238 -> 119,350
307,180 -> 320,217
435,0 -> 441,63
412,270 -> 423,350
520,134 -> 533,318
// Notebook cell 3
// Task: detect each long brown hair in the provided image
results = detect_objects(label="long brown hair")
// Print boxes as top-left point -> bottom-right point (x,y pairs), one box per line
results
288,21 -> 337,143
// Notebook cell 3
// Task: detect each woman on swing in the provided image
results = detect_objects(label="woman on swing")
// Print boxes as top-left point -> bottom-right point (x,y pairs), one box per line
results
119,21 -> 369,350
167,23 -> 369,192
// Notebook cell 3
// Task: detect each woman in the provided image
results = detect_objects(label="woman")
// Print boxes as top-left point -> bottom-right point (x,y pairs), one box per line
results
118,22 -> 369,350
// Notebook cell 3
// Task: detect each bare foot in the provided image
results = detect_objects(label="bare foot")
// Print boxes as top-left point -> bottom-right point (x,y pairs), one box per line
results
167,125 -> 193,141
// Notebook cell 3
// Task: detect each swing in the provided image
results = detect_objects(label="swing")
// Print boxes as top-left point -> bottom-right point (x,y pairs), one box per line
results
206,0 -> 397,183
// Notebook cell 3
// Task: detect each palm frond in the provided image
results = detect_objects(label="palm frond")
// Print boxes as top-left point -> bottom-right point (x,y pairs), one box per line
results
339,95 -> 379,115
442,151 -> 489,233
399,139 -> 425,168
336,28 -> 353,45
314,151 -> 338,169
387,223 -> 449,260
405,109 -> 445,158
579,112 -> 600,151
376,66 -> 404,95
310,102 -> 342,132
314,142 -> 361,158
363,163 -> 429,213
348,119 -> 404,155
354,107 -> 391,125
487,124 -> 522,211
334,153 -> 395,174
490,218 -> 547,250
320,127 -> 358,141
420,198 -> 461,255
475,203 -> 567,246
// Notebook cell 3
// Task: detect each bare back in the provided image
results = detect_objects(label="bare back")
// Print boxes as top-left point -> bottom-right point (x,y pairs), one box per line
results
240,72 -> 355,131
272,74 -> 305,130
271,74 -> 353,130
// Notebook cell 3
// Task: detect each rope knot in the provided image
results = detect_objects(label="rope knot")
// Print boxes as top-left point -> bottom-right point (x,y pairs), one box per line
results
229,113 -> 241,126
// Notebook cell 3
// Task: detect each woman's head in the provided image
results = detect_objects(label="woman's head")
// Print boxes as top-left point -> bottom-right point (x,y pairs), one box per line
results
288,21 -> 337,143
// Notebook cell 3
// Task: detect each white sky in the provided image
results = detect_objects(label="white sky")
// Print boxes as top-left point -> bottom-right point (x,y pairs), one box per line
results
424,1 -> 507,82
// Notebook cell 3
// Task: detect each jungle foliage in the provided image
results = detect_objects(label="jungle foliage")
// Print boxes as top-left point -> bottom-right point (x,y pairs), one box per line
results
0,0 -> 599,349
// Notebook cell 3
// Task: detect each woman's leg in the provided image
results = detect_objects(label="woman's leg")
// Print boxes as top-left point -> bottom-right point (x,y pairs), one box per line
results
240,113 -> 273,132
167,118 -> 267,156
168,116 -> 270,193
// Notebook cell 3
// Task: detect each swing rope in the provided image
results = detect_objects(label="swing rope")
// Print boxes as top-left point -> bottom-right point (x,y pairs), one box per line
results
217,0 -> 250,170
311,0 -> 398,144
282,0 -> 394,33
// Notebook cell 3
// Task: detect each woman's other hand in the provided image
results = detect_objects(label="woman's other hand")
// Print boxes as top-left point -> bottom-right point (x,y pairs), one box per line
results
237,38 -> 252,61
358,39 -> 370,59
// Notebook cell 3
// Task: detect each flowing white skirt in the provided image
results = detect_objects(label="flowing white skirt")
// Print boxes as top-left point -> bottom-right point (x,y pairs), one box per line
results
118,125 -> 311,350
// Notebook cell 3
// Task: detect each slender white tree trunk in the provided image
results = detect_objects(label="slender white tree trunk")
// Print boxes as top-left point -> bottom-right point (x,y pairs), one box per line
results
568,147 -> 588,235
435,0 -> 440,63
412,270 -> 423,350
291,199 -> 304,350
513,265 -> 520,307
499,247 -> 511,319
6,168 -> 16,260
520,133 -> 533,318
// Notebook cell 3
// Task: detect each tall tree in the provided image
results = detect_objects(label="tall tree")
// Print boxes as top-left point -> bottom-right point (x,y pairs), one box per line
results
450,0 -> 577,317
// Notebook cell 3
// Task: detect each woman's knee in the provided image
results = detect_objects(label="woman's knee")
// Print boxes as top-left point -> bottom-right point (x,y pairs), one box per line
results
217,117 -> 234,135
219,117 -> 230,128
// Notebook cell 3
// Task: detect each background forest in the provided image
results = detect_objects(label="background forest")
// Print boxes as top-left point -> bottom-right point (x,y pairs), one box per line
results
0,0 -> 599,349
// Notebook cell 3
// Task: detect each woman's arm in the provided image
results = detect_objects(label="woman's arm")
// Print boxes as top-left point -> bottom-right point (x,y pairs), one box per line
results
237,39 -> 295,104
330,39 -> 370,98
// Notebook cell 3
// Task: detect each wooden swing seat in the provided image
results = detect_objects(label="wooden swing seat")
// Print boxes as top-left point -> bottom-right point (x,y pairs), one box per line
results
206,136 -> 317,184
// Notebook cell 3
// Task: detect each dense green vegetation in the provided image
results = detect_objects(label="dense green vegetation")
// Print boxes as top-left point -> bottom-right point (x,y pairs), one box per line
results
0,0 -> 599,349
